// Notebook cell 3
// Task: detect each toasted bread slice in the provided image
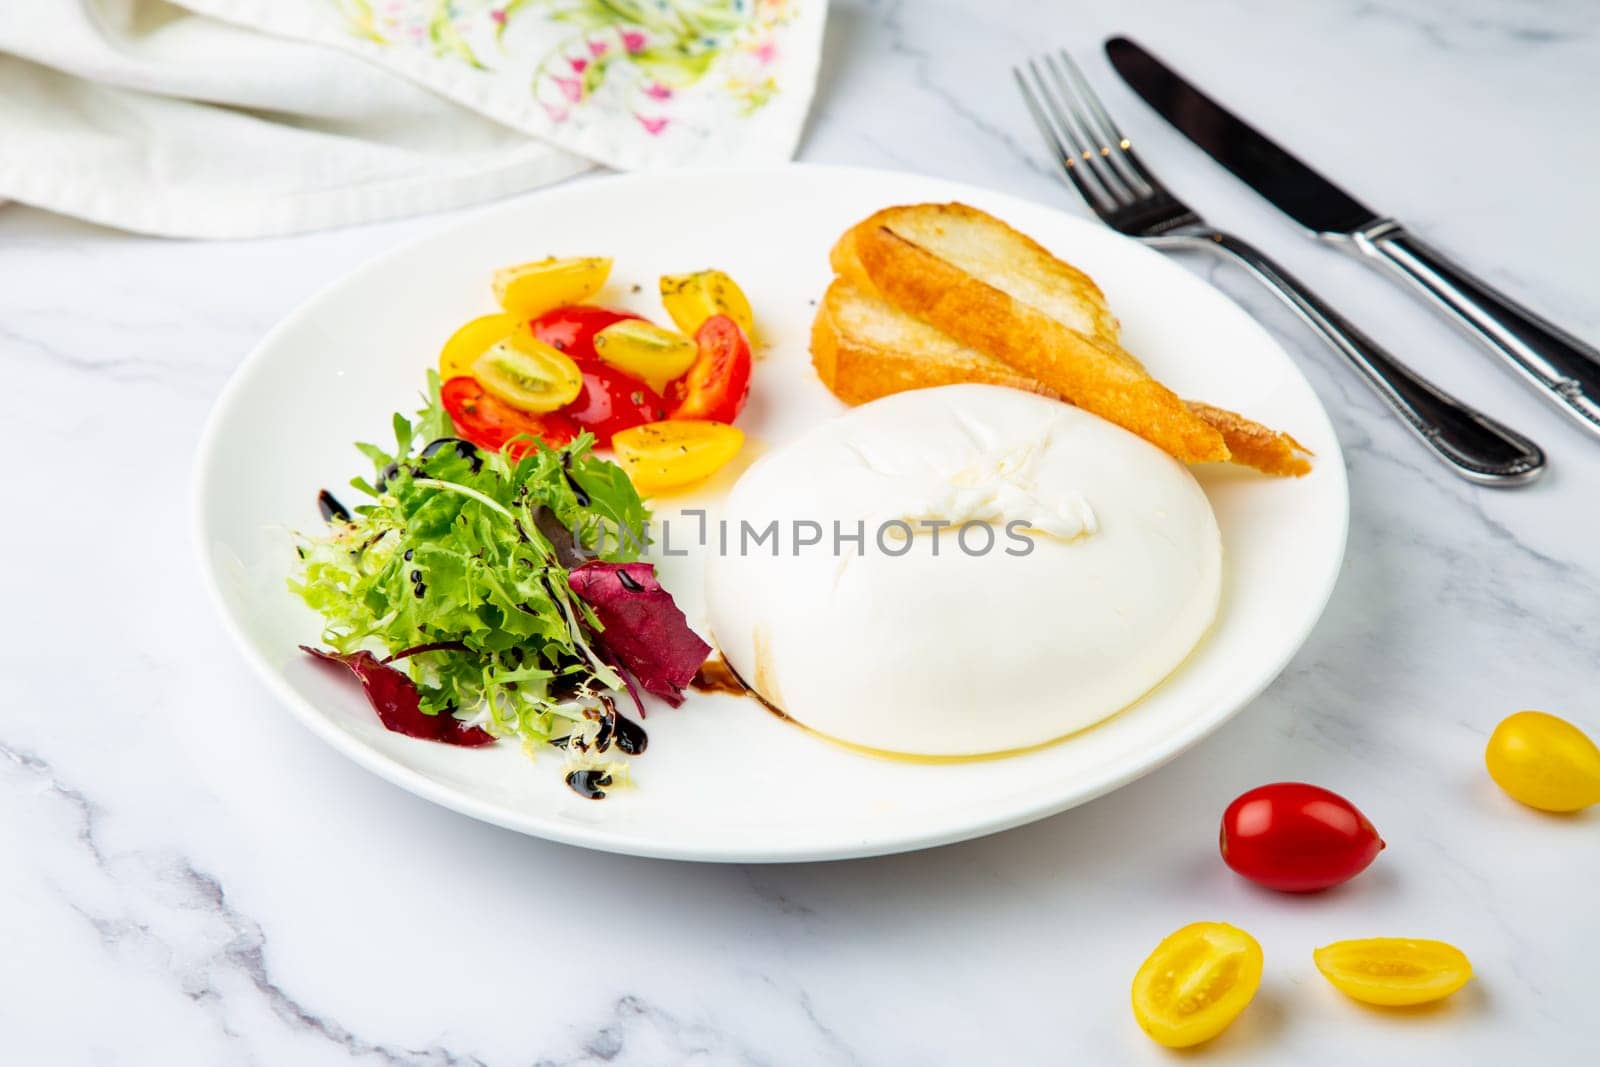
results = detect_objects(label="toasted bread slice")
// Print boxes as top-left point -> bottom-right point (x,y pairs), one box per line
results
849,204 -> 1228,464
1182,401 -> 1312,477
831,207 -> 1148,376
813,278 -> 1312,477
828,227 -> 880,298
813,278 -> 1055,404
846,203 -> 1123,340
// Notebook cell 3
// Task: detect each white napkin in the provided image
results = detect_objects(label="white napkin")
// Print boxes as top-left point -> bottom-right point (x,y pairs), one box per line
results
0,0 -> 826,238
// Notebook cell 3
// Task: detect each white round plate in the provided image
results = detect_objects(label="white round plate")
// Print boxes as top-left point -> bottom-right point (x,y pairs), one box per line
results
195,165 -> 1347,862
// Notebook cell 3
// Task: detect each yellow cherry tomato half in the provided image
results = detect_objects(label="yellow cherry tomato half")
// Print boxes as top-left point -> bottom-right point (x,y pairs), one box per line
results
1131,922 -> 1263,1048
470,328 -> 583,413
660,269 -> 756,341
492,256 -> 611,319
1314,938 -> 1472,1007
1486,710 -> 1600,813
592,319 -> 698,394
611,421 -> 744,494
440,312 -> 516,380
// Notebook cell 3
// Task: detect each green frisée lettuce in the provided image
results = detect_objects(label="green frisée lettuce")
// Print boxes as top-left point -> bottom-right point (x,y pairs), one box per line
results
291,373 -> 662,782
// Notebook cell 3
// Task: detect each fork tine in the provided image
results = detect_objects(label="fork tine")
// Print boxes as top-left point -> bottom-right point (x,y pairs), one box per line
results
1012,64 -> 1116,215
1026,58 -> 1129,209
1053,49 -> 1164,198
1013,47 -> 1201,240
1026,57 -> 1123,207
1038,53 -> 1138,207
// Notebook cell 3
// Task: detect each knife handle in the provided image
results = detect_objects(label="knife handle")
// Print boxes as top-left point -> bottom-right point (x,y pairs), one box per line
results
1346,221 -> 1600,438
1164,229 -> 1544,485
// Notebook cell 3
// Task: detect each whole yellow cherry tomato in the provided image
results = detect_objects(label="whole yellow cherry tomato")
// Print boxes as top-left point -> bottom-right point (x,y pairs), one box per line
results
1314,938 -> 1472,1006
611,421 -> 744,494
492,256 -> 611,319
440,312 -> 515,380
1131,922 -> 1263,1048
1485,711 -> 1600,812
660,269 -> 756,341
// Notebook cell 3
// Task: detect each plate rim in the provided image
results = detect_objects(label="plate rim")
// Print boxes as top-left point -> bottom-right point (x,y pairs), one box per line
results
193,162 -> 1349,863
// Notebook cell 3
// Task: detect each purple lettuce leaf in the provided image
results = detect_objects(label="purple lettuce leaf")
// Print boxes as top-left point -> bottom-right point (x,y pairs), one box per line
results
567,562 -> 710,708
302,646 -> 496,747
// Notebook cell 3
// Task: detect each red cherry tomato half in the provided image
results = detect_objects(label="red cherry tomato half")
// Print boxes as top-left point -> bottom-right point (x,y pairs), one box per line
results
1220,782 -> 1385,893
565,358 -> 669,447
440,375 -> 577,457
529,305 -> 643,363
668,314 -> 753,424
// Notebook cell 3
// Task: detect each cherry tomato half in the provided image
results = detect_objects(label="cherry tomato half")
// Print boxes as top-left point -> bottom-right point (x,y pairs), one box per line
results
565,358 -> 669,447
1131,922 -> 1263,1048
592,318 -> 698,394
439,312 -> 515,381
530,305 -> 643,363
492,256 -> 611,319
612,420 -> 744,494
470,330 -> 583,414
440,375 -> 577,457
1313,938 -> 1473,1007
668,314 -> 753,424
1219,782 -> 1384,893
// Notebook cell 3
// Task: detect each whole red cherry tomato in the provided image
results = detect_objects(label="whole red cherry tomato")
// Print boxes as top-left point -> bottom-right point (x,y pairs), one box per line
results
441,375 -> 577,456
1220,782 -> 1384,892
668,314 -> 752,424
565,358 -> 668,447
530,305 -> 642,362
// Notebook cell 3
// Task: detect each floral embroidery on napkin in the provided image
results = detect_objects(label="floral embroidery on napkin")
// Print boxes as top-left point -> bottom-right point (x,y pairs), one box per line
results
334,0 -> 795,136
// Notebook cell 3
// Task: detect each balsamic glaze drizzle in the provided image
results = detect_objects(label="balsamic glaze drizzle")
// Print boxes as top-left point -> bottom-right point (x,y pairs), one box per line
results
317,490 -> 351,523
421,437 -> 483,472
608,709 -> 648,755
565,770 -> 613,799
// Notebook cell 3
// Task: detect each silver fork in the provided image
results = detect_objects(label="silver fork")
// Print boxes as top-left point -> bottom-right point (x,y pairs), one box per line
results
1014,51 -> 1544,486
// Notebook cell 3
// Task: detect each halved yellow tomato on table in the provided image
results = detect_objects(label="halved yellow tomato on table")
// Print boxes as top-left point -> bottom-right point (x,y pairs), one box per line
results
1131,922 -> 1263,1048
492,256 -> 611,318
1313,938 -> 1472,1006
611,421 -> 744,494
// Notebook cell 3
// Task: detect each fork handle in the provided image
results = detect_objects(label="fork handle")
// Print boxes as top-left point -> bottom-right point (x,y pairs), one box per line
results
1158,229 -> 1544,485
1341,220 -> 1600,438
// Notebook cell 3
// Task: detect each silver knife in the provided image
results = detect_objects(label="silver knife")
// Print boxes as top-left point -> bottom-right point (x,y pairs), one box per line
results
1106,36 -> 1600,439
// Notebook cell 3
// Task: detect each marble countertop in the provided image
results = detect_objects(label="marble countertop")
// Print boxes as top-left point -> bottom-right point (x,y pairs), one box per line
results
5,0 -> 1599,1062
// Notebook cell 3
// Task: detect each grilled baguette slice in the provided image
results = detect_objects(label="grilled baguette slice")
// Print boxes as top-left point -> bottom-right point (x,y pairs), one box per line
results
812,276 -> 1311,477
1182,401 -> 1312,478
845,203 -> 1230,464
811,277 -> 1054,405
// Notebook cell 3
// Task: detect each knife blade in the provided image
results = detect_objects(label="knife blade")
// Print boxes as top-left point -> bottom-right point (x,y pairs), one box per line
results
1105,37 -> 1379,235
1105,35 -> 1600,438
